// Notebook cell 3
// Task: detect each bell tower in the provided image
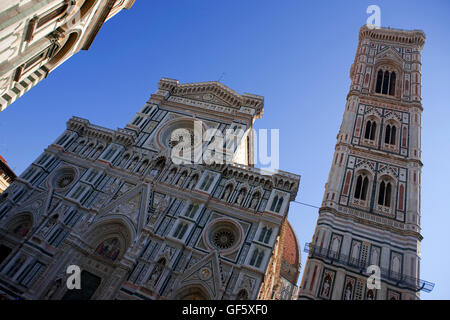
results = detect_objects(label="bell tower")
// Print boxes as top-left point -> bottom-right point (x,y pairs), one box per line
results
298,26 -> 433,300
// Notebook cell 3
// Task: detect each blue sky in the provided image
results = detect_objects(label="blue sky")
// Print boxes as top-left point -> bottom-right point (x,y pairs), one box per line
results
1,0 -> 449,299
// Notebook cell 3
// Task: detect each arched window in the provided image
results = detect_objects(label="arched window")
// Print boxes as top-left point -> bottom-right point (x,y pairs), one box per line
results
375,69 -> 396,96
375,70 -> 383,93
275,197 -> 283,213
382,70 -> 390,94
364,120 -> 377,141
270,195 -> 284,213
385,124 -> 397,145
270,195 -> 278,211
258,227 -> 273,244
249,249 -> 265,268
378,180 -> 392,207
354,174 -> 369,200
389,72 -> 396,95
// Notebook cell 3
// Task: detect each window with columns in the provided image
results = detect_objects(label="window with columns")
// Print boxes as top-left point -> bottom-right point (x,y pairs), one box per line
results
364,119 -> 377,141
384,123 -> 397,145
377,179 -> 393,207
375,69 -> 396,96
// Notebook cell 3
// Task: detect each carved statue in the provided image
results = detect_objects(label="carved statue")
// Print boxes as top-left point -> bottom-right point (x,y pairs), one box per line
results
222,185 -> 232,201
236,189 -> 245,205
250,193 -> 260,209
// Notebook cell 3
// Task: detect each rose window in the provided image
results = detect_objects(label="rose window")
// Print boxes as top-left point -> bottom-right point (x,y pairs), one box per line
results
205,218 -> 243,253
56,173 -> 74,188
212,229 -> 236,249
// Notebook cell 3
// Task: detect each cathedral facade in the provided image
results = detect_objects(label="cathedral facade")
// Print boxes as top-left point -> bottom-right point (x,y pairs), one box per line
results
298,26 -> 432,300
0,78 -> 301,300
0,0 -> 135,112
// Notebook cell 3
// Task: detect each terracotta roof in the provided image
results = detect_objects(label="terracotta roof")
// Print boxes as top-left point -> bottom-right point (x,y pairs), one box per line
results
283,221 -> 300,266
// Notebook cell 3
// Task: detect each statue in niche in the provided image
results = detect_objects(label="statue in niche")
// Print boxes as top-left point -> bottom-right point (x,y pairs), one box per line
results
321,275 -> 332,298
222,185 -> 232,201
235,189 -> 246,205
177,172 -> 187,187
148,258 -> 166,287
344,282 -> 352,300
250,193 -> 260,209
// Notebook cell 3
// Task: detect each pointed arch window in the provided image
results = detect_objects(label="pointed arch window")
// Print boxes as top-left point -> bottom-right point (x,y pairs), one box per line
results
249,249 -> 265,268
375,69 -> 396,96
385,124 -> 397,145
354,174 -> 369,200
389,72 -> 396,95
258,227 -> 273,244
270,195 -> 278,211
378,180 -> 392,207
270,195 -> 284,213
375,70 -> 383,93
364,120 -> 377,141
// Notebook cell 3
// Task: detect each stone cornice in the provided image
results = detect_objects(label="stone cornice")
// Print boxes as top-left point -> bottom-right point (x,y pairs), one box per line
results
319,206 -> 423,241
358,25 -> 426,50
66,116 -> 136,146
347,91 -> 423,112
157,78 -> 264,118
335,143 -> 423,168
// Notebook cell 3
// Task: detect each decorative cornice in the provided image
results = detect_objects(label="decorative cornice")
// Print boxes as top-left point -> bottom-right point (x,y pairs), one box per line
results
358,25 -> 426,50
157,78 -> 264,118
319,206 -> 423,241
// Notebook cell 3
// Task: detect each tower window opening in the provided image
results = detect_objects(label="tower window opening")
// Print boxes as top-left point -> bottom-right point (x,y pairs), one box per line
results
375,69 -> 396,96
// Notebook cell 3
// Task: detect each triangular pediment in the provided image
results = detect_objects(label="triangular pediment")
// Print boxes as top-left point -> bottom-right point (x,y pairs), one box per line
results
375,47 -> 403,65
158,78 -> 264,115
175,251 -> 224,299
98,184 -> 150,234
